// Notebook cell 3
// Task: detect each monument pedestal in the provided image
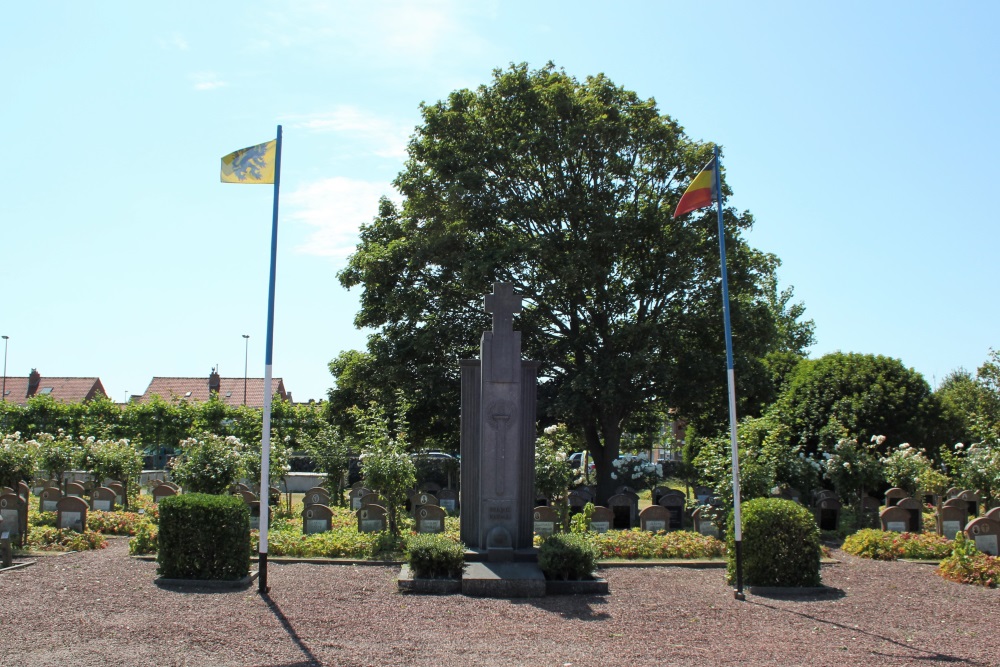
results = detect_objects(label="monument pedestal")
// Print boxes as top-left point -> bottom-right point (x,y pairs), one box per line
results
461,561 -> 546,598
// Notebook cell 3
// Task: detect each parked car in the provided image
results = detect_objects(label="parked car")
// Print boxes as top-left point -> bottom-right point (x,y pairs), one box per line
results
568,452 -> 595,471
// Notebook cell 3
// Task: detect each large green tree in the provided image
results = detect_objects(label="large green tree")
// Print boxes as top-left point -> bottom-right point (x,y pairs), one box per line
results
770,352 -> 949,457
336,63 -> 808,503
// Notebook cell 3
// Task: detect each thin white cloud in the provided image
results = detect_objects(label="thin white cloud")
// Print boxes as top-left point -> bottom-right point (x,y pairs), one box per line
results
286,106 -> 412,159
286,177 -> 400,262
191,72 -> 228,91
256,0 -> 494,69
159,33 -> 189,51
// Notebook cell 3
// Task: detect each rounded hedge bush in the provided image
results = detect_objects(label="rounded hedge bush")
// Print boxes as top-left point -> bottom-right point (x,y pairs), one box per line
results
538,533 -> 598,580
406,533 -> 465,579
726,497 -> 821,587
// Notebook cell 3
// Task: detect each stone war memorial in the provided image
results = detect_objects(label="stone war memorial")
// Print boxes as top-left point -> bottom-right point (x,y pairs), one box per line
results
457,282 -> 547,596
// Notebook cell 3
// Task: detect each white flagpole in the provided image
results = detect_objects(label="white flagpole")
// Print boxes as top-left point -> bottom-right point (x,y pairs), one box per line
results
258,124 -> 282,594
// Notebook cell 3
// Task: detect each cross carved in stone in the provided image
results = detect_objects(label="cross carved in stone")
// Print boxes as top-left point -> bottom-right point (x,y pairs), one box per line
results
484,283 -> 522,335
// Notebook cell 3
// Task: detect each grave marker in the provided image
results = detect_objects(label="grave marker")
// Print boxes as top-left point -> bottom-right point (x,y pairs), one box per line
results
879,505 -> 911,533
884,488 -> 908,507
589,506 -> 614,533
304,487 -> 331,507
302,504 -> 333,535
438,488 -> 459,515
357,504 -> 388,533
607,493 -> 638,530
56,496 -> 89,532
957,490 -> 981,519
416,505 -> 447,533
937,504 -> 968,539
532,505 -> 559,537
410,492 -> 439,517
39,487 -> 62,512
106,482 -> 125,507
657,494 -> 685,530
349,487 -> 371,511
639,505 -> 671,532
691,506 -> 720,538
91,487 -> 117,512
65,482 -> 86,498
814,497 -> 842,532
896,497 -> 924,533
965,517 -> 1000,556
0,493 -> 26,543
151,485 -> 177,504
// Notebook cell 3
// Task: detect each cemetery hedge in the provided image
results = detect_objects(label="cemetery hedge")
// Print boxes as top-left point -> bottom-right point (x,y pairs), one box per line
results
842,529 -> 953,561
406,533 -> 465,579
539,533 -> 599,580
727,497 -> 821,588
157,493 -> 250,581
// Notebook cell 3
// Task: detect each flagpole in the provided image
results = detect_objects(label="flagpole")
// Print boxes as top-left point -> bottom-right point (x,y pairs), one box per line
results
712,145 -> 744,600
259,124 -> 282,595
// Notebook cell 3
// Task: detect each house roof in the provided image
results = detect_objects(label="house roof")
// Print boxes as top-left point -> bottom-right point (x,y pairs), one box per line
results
1,374 -> 109,406
137,376 -> 290,408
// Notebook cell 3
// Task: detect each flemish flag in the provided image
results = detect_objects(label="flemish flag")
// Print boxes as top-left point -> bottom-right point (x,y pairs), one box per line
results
221,140 -> 277,183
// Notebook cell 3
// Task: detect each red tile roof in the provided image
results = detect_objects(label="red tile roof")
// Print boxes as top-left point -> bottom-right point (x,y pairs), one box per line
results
1,375 -> 109,406
138,376 -> 289,408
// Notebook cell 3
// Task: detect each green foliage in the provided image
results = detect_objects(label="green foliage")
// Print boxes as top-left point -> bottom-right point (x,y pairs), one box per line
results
538,532 -> 598,580
821,436 -> 884,506
880,442 -> 940,495
299,422 -> 353,505
943,441 -> 1000,507
358,408 -> 416,535
592,529 -> 725,559
128,521 -> 158,555
0,431 -> 36,488
33,431 -> 77,485
168,434 -> 244,495
937,533 -> 1000,588
405,533 -> 466,579
86,510 -> 148,536
771,352 -> 947,457
534,425 -> 576,511
25,527 -> 107,552
727,497 -> 821,587
335,62 -> 811,504
157,493 -> 250,580
569,501 -> 596,534
86,438 -> 142,508
842,528 -> 953,561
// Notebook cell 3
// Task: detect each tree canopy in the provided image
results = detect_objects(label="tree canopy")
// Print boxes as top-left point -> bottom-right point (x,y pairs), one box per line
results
335,63 -> 811,502
769,351 -> 948,457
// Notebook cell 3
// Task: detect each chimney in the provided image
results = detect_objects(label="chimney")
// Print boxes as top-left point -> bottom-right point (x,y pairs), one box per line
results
209,367 -> 221,394
27,369 -> 41,397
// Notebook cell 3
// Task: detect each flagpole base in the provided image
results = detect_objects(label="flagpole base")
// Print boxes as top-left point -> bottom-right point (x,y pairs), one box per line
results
258,552 -> 269,594
733,590 -> 745,601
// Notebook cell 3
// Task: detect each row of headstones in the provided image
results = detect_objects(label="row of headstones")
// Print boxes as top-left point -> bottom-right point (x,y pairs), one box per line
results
301,487 -> 448,535
532,503 -> 721,538
0,479 -> 139,545
347,484 -> 459,515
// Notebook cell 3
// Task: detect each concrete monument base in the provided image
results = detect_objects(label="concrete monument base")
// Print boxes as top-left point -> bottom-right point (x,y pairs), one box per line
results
461,561 -> 546,598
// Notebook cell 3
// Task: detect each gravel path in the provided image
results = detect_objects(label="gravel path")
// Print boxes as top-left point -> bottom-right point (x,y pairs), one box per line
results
1,539 -> 998,667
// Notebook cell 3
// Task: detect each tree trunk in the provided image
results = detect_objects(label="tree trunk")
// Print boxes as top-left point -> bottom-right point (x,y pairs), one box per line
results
585,418 -> 623,506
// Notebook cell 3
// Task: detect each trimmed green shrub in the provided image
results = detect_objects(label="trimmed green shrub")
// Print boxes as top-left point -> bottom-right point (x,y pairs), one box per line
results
538,533 -> 598,580
128,521 -> 158,555
406,533 -> 465,579
727,497 -> 821,587
157,493 -> 250,580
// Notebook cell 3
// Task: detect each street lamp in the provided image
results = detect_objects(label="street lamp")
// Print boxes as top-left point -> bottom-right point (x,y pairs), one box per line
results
242,334 -> 250,406
2,335 -> 8,403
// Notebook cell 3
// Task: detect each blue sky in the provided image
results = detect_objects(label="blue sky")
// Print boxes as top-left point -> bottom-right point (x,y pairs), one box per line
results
2,1 -> 997,403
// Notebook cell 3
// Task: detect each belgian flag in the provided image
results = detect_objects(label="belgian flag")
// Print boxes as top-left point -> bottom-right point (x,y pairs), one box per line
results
672,157 -> 718,218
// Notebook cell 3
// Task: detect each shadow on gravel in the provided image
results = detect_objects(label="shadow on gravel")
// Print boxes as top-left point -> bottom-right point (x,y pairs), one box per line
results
749,586 -> 846,601
747,599 -> 984,666
512,595 -> 612,621
259,593 -> 324,667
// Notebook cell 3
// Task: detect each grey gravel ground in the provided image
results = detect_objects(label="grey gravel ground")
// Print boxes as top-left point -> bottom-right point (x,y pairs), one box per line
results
1,538 -> 998,667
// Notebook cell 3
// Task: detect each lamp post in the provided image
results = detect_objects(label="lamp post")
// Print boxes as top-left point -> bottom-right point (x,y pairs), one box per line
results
242,334 -> 250,406
2,335 -> 8,403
